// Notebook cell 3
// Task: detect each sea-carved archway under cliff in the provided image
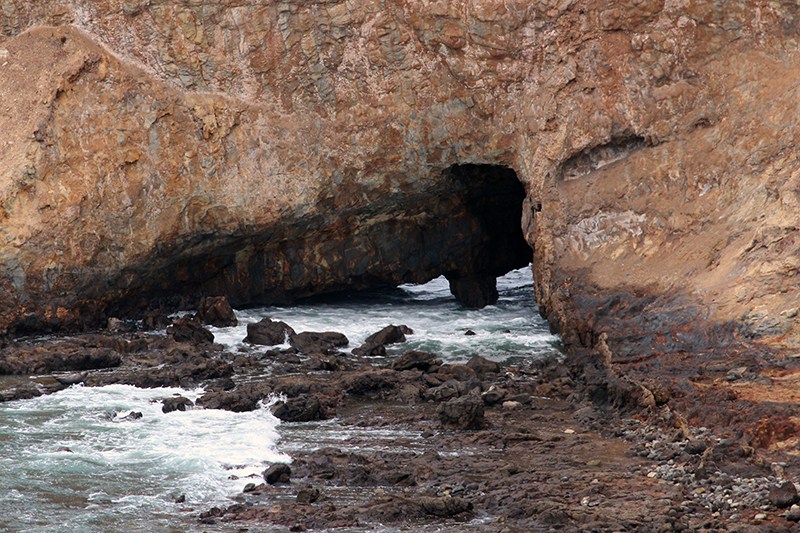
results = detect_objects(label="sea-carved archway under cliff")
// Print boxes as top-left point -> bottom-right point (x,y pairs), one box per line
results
103,164 -> 533,323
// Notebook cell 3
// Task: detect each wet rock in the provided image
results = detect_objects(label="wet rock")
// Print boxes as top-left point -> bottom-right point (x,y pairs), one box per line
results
0,343 -> 122,375
264,463 -> 291,485
391,350 -> 441,372
162,395 -> 194,413
353,325 -> 412,356
141,311 -> 172,330
245,318 -> 296,346
481,385 -> 507,405
196,296 -> 238,328
117,411 -> 143,421
351,343 -> 386,357
289,332 -> 349,355
297,487 -> 322,504
438,393 -> 484,430
769,480 -> 799,508
0,383 -> 44,402
196,383 -> 269,412
369,324 -> 412,345
166,317 -> 214,345
342,370 -> 401,398
446,273 -> 498,308
466,355 -> 499,379
272,395 -> 330,422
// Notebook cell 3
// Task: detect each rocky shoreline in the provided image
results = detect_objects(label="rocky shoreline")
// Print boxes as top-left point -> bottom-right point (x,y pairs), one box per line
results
2,300 -> 800,532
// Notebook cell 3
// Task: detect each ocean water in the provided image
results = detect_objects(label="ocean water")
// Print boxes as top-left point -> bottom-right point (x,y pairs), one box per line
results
211,266 -> 560,366
0,267 -> 560,532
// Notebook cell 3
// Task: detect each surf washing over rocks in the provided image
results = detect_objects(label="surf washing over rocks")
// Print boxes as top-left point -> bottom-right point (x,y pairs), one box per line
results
0,267 -> 562,533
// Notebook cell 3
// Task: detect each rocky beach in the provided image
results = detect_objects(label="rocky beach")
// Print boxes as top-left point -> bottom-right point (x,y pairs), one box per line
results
2,271 -> 800,532
2,1 -> 800,531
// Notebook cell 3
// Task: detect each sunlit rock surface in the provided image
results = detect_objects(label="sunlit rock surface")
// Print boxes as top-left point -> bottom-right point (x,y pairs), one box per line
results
0,1 -> 798,358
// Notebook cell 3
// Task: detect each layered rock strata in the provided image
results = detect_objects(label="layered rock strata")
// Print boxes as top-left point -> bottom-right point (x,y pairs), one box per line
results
0,1 -> 798,360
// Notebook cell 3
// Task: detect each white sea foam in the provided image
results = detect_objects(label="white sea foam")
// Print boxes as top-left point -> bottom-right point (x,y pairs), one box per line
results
0,266 -> 561,533
0,384 -> 287,532
209,267 -> 561,364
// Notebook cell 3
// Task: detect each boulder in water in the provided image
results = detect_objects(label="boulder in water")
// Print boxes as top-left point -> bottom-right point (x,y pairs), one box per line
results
289,331 -> 348,355
272,395 -> 330,422
166,317 -> 214,345
162,395 -> 194,413
245,318 -> 296,346
196,296 -> 238,328
352,324 -> 412,356
446,273 -> 498,308
264,463 -> 292,485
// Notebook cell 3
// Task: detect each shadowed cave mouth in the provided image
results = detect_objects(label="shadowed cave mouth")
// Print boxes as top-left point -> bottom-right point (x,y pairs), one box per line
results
289,164 -> 534,309
110,164 -> 534,322
434,164 -> 533,307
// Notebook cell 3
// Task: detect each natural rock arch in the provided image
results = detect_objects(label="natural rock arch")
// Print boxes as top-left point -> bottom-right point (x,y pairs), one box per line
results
0,2 -> 799,361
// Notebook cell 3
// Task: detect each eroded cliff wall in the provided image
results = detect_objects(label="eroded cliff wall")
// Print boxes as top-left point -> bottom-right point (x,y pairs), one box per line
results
0,1 -> 798,358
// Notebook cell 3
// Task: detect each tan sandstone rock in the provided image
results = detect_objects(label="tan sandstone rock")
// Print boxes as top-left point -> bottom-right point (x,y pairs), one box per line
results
0,1 -> 797,360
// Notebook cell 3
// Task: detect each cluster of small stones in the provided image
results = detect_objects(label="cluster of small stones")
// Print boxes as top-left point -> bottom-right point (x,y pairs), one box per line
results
622,424 -> 800,526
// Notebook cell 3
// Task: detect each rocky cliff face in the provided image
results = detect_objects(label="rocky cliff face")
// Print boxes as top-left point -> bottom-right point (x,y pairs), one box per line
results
0,1 -> 798,359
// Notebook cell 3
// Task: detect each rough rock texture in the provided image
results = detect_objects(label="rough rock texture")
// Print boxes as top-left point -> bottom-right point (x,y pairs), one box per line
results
0,1 -> 799,362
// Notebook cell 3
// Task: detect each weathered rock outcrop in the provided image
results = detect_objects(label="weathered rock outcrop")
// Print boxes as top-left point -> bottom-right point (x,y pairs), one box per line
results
0,1 -> 799,361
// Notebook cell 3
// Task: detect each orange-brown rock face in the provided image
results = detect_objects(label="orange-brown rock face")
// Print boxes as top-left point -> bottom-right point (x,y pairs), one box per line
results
0,1 -> 798,358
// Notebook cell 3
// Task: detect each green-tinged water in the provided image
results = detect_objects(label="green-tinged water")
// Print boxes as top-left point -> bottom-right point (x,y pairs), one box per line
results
0,267 -> 561,532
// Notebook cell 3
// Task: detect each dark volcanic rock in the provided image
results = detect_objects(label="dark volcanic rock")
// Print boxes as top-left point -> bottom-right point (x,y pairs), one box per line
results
466,355 -> 500,379
446,273 -> 498,308
438,393 -> 484,429
245,318 -> 296,346
391,350 -> 441,372
351,343 -> 386,357
769,480 -> 800,509
162,395 -> 194,413
272,395 -> 330,422
0,342 -> 122,375
166,317 -> 214,345
358,495 -> 472,522
367,324 -> 413,344
141,310 -> 172,330
289,331 -> 349,355
196,296 -> 238,327
296,487 -> 322,504
481,385 -> 507,405
424,379 -> 468,402
437,364 -> 477,382
342,370 -> 401,397
264,463 -> 292,485
196,383 -> 270,412
354,324 -> 413,355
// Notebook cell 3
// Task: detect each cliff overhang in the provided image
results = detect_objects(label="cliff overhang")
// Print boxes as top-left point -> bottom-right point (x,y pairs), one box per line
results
0,2 -> 798,362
